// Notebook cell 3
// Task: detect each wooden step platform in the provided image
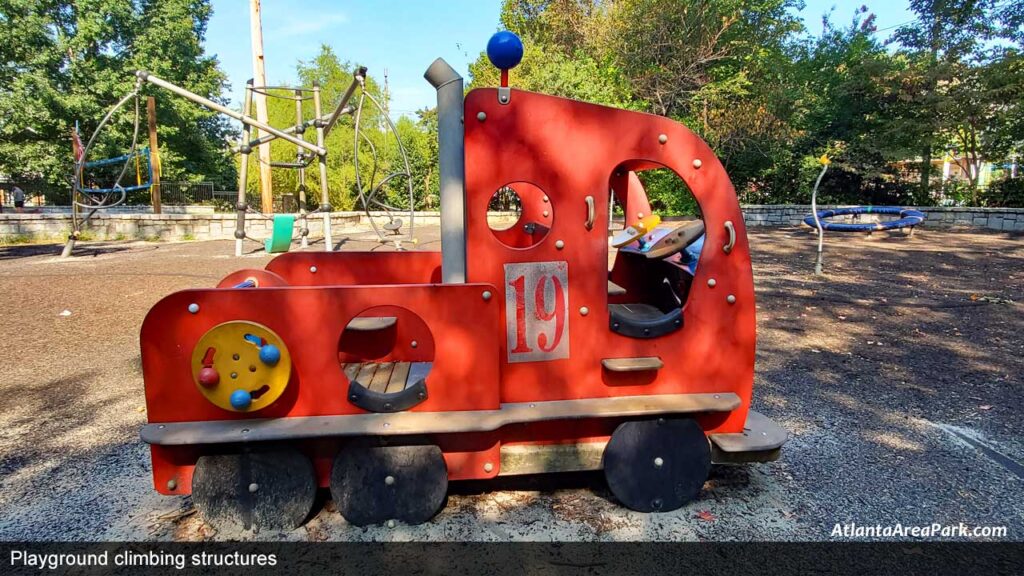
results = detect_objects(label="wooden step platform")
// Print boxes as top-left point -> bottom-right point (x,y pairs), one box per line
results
342,361 -> 431,393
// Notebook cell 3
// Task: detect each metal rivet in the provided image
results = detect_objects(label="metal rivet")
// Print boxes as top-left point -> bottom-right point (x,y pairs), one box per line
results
483,462 -> 494,473
693,159 -> 703,169
241,428 -> 250,434
652,498 -> 663,509
579,306 -> 589,316
658,134 -> 668,144
654,457 -> 664,468
708,278 -> 717,287
167,479 -> 177,491
477,111 -> 486,121
309,266 -> 318,273
232,354 -> 240,361
482,290 -> 492,301
350,394 -> 358,401
383,422 -> 390,428
187,303 -> 199,314
542,210 -> 549,217
543,195 -> 549,203
555,240 -> 564,249
417,392 -> 425,399
637,213 -> 645,219
230,372 -> 238,379
411,340 -> 418,348
714,394 -> 721,399
384,403 -> 392,410
158,425 -> 165,429
727,294 -> 736,304
249,483 -> 259,493
387,520 -> 396,528
385,475 -> 395,486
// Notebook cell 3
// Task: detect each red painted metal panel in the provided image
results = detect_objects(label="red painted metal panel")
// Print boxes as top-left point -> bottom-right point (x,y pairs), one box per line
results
140,283 -> 501,424
266,251 -> 442,286
464,88 -> 756,434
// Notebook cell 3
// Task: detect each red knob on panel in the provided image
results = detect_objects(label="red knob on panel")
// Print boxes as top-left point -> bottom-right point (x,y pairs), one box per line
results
198,367 -> 220,387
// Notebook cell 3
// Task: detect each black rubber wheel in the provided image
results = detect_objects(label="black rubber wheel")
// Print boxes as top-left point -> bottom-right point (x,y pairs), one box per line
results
330,443 -> 448,526
192,447 -> 317,531
602,418 -> 711,512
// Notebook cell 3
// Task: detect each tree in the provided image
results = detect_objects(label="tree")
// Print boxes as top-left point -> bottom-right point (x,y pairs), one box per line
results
892,0 -> 1002,197
0,0 -> 234,192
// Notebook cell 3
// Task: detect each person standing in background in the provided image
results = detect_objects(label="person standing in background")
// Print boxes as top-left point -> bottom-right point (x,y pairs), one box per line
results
13,185 -> 26,213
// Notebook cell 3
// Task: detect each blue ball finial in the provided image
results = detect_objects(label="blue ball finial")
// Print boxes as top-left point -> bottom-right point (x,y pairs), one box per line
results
487,31 -> 523,70
259,343 -> 281,366
230,389 -> 252,410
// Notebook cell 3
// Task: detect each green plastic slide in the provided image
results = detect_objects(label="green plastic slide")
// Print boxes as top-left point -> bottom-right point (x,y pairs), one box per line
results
264,214 -> 295,253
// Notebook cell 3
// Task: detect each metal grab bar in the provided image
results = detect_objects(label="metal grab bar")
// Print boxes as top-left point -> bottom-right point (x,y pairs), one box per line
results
585,196 -> 595,230
723,220 -> 736,254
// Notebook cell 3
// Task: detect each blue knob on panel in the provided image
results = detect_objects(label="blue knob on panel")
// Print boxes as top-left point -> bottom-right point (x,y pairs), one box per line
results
259,344 -> 281,366
230,389 -> 252,410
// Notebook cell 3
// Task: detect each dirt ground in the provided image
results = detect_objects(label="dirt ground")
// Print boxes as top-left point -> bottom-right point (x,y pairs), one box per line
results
0,224 -> 1021,542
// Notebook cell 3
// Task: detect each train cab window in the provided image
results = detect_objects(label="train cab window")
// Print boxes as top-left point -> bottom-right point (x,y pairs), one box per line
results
607,169 -> 704,339
487,182 -> 552,249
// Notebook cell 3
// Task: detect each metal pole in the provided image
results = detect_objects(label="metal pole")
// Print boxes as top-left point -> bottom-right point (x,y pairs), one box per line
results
236,81 -> 255,257
810,159 -> 829,276
296,89 -> 308,248
312,82 -> 332,251
424,58 -> 466,283
323,67 -> 366,138
135,71 -> 324,156
234,107 -> 352,152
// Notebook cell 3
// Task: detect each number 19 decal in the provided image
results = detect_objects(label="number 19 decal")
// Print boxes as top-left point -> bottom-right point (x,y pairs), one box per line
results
504,261 -> 569,363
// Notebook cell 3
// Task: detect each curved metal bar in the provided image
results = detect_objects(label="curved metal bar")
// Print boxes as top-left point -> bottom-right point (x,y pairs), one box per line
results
363,89 -> 416,242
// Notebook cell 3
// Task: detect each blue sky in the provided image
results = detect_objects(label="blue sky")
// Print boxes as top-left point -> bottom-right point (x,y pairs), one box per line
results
205,1 -> 916,117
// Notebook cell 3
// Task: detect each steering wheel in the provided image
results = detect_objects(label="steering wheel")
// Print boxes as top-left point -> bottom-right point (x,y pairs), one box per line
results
618,220 -> 705,260
611,215 -> 661,248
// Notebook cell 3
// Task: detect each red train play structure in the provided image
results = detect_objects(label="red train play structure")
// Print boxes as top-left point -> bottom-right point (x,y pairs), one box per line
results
139,32 -> 787,529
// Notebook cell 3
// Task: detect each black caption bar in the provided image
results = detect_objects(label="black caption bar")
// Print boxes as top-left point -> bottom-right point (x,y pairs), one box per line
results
0,542 -> 1021,576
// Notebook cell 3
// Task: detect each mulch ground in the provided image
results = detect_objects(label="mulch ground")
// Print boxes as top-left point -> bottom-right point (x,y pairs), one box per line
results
0,225 -> 1020,541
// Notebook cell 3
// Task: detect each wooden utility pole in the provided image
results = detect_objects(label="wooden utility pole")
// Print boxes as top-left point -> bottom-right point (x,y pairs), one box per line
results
249,0 -> 274,213
146,96 -> 162,214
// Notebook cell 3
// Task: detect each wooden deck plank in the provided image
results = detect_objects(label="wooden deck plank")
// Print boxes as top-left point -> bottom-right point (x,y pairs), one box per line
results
386,362 -> 411,393
343,363 -> 361,381
355,363 -> 377,386
368,362 -> 394,392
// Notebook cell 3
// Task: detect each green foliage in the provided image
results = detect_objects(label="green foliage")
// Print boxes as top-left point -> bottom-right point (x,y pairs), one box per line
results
241,45 -> 437,213
0,0 -> 235,189
468,0 -> 1024,211
980,176 -> 1024,207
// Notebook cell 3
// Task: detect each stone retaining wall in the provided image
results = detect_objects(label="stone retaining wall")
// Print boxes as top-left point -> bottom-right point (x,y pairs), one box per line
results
742,205 -> 1024,232
0,211 -> 470,242
2,206 -> 1021,242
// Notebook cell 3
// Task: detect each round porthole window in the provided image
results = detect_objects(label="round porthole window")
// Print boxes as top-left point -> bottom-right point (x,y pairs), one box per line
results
487,181 -> 552,249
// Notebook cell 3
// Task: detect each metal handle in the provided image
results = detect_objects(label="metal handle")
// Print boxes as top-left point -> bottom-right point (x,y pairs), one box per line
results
723,220 -> 736,254
585,196 -> 595,230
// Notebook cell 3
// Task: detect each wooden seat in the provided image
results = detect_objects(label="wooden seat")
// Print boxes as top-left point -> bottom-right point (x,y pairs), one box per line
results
607,280 -> 627,296
344,316 -> 397,332
342,361 -> 431,393
601,357 -> 663,372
